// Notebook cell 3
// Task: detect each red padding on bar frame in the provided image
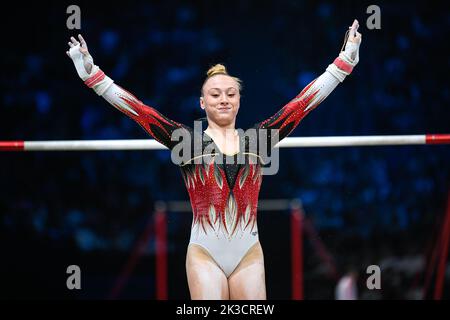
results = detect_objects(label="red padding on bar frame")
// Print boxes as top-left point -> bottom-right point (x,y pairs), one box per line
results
0,141 -> 24,151
291,206 -> 303,300
426,134 -> 450,144
155,209 -> 168,300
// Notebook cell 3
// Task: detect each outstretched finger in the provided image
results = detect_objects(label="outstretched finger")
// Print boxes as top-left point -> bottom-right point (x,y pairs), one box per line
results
349,19 -> 359,37
68,41 -> 74,48
78,34 -> 87,48
66,51 -> 70,57
70,36 -> 79,45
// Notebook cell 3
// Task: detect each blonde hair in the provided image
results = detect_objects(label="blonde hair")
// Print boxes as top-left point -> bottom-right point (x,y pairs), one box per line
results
201,64 -> 242,95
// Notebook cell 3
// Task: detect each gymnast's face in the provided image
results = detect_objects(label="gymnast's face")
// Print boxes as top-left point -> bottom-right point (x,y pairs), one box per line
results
200,75 -> 240,127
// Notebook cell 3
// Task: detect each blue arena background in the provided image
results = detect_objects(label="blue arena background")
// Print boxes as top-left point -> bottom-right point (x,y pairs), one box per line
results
0,0 -> 449,299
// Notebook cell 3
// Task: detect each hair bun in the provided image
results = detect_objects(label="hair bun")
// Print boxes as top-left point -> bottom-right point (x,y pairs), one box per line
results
201,63 -> 242,94
206,64 -> 228,77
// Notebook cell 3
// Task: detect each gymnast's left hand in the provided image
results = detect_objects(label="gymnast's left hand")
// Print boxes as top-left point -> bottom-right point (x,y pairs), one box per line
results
341,19 -> 362,65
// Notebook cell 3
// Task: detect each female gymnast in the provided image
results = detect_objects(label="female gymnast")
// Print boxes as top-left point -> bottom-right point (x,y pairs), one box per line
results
67,19 -> 361,300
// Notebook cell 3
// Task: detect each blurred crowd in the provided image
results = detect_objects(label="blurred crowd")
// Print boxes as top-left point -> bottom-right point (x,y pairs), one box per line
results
1,1 -> 449,299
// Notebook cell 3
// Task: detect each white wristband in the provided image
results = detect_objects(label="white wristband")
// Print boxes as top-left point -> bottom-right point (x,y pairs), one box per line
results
83,66 -> 114,96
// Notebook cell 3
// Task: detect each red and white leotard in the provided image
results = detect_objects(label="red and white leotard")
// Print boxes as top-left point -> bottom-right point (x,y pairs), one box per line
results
86,59 -> 349,277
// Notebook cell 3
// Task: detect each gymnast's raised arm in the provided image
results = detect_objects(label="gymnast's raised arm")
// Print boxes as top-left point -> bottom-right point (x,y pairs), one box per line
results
258,19 -> 362,141
66,34 -> 185,149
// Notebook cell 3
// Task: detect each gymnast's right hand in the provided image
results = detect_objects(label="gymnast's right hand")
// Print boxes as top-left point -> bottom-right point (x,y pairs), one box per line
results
66,34 -> 94,80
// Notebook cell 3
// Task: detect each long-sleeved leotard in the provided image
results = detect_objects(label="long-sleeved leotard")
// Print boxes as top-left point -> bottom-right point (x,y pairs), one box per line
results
101,83 -> 186,149
87,64 -> 341,277
258,71 -> 338,139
